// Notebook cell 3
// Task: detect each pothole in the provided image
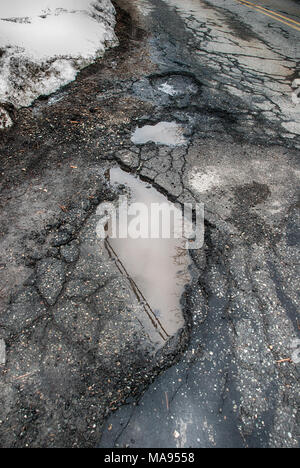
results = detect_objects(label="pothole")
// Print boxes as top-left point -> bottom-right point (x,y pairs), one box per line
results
151,74 -> 200,97
131,121 -> 188,146
101,167 -> 192,346
132,73 -> 202,108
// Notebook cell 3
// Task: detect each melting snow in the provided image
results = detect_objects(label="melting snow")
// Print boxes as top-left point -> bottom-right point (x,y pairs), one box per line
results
0,0 -> 118,118
0,339 -> 6,365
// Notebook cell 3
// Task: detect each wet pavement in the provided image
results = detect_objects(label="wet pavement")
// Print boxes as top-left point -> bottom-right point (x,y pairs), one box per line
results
106,167 -> 192,344
0,0 -> 299,448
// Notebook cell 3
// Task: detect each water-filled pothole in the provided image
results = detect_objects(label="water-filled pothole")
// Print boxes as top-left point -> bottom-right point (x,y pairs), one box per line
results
131,121 -> 187,146
103,167 -> 192,346
152,74 -> 200,97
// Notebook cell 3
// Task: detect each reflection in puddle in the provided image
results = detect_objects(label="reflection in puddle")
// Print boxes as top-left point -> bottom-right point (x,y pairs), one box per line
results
131,121 -> 187,146
105,168 -> 191,346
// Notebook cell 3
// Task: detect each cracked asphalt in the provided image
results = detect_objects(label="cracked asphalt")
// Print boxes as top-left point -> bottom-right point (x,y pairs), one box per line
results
0,0 -> 299,448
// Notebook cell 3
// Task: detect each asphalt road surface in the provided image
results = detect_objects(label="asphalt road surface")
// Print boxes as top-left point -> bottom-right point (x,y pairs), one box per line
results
0,0 -> 299,448
100,0 -> 300,449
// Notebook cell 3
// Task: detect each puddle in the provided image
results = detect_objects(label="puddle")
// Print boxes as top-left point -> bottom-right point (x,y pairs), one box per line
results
104,167 -> 192,346
131,121 -> 187,146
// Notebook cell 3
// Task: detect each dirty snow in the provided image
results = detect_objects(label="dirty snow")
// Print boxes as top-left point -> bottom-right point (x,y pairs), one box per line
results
0,107 -> 13,129
0,0 -> 118,118
189,168 -> 222,193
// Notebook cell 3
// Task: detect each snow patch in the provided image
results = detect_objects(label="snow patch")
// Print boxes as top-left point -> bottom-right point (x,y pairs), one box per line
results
0,1 -> 118,110
131,122 -> 187,146
0,107 -> 13,129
